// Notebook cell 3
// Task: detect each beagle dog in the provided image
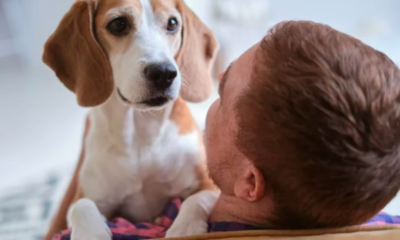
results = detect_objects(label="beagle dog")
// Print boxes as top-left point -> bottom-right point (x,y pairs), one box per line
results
42,0 -> 219,239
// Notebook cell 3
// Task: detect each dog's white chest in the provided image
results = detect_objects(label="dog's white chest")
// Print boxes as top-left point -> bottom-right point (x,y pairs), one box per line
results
80,113 -> 200,222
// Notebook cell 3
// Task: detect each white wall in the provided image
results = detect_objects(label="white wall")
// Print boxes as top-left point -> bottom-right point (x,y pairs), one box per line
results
186,0 -> 400,69
1,0 -> 75,69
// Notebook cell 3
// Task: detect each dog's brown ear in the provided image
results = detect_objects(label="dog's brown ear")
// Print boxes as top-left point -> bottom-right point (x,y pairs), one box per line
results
175,0 -> 219,103
43,0 -> 113,107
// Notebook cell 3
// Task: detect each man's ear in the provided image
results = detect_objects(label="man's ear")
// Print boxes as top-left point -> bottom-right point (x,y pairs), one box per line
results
234,163 -> 266,202
43,0 -> 114,107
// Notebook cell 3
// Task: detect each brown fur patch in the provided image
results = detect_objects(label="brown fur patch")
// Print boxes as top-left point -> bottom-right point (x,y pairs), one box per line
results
169,97 -> 197,135
43,1 -> 114,107
174,0 -> 219,102
95,0 -> 143,55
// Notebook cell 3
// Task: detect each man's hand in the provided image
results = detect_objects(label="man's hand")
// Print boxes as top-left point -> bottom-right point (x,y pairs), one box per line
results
165,190 -> 220,238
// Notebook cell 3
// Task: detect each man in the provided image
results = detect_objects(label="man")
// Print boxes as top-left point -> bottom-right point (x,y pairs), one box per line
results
205,20 -> 400,229
54,21 -> 400,240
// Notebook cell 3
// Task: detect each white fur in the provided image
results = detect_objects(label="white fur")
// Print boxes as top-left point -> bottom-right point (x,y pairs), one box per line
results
68,199 -> 111,240
166,190 -> 220,238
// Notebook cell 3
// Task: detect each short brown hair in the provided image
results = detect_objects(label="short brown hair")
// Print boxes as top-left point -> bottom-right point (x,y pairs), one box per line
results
235,21 -> 400,229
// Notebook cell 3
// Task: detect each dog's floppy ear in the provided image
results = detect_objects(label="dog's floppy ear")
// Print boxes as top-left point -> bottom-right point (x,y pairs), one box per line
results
43,0 -> 113,107
175,0 -> 219,103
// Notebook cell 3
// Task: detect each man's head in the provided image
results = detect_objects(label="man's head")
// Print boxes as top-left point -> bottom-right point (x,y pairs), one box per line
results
205,21 -> 400,229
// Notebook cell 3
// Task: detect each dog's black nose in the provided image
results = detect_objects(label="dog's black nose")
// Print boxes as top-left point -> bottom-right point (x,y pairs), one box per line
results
144,62 -> 177,90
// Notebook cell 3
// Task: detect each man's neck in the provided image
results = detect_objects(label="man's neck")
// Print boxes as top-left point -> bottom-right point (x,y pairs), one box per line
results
209,194 -> 273,227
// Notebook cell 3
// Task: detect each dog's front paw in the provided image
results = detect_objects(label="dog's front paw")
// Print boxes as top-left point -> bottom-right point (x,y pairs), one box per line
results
166,190 -> 219,238
165,217 -> 208,238
68,198 -> 112,240
71,222 -> 112,240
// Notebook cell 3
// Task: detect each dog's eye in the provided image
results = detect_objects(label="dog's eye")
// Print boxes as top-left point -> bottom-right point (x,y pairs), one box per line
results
107,17 -> 130,36
166,17 -> 179,33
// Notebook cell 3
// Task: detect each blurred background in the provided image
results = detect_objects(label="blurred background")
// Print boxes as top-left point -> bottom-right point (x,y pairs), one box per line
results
0,0 -> 399,239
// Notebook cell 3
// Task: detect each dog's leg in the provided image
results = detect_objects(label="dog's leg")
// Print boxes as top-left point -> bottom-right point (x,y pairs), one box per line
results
165,190 -> 220,238
68,199 -> 112,240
